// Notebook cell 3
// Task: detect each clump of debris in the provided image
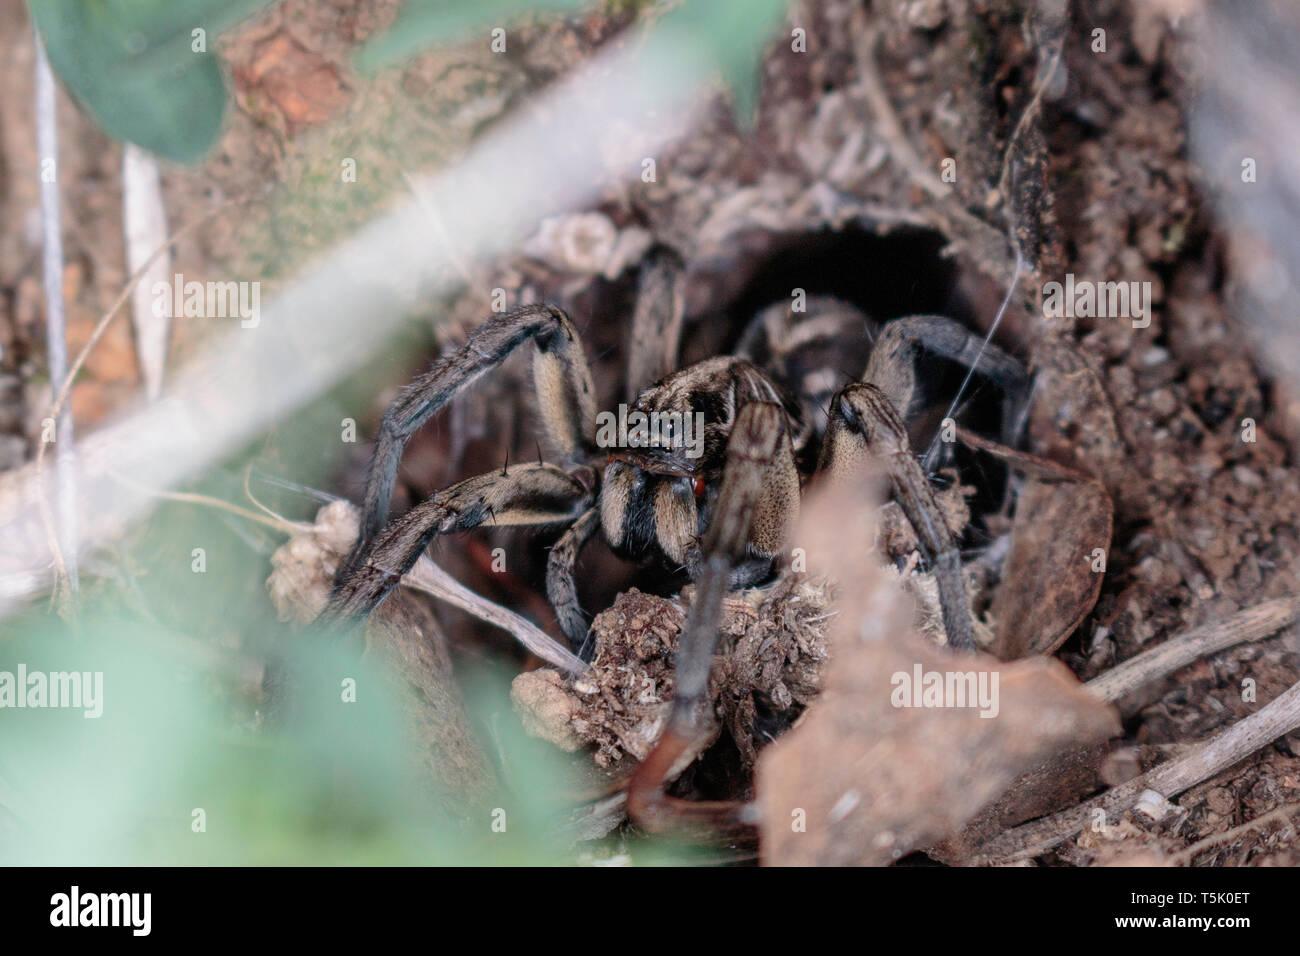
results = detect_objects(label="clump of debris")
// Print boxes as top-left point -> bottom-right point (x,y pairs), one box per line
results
512,574 -> 834,777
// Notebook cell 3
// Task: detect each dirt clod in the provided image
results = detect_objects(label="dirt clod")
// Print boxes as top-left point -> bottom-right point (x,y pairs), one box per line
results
512,579 -> 834,777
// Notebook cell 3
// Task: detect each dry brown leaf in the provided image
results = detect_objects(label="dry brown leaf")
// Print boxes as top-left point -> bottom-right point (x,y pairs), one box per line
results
757,479 -> 1120,865
956,377 -> 1116,660
1026,336 -> 1126,493
989,476 -> 1113,658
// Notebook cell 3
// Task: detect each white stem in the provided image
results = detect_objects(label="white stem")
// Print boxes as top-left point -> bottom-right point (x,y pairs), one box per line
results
122,144 -> 171,399
33,27 -> 77,593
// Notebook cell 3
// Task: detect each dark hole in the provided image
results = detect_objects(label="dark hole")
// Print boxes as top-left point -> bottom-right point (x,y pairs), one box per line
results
709,225 -> 970,340
686,224 -> 1018,554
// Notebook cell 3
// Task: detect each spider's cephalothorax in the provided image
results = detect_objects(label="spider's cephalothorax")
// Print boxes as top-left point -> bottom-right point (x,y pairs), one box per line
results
599,356 -> 802,585
321,252 -> 1027,832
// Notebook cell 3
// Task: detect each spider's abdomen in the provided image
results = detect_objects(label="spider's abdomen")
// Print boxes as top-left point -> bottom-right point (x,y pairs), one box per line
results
736,297 -> 874,453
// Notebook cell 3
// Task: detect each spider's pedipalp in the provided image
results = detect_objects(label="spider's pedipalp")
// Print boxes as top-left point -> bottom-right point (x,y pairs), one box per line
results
822,382 -> 975,650
546,505 -> 601,649
735,296 -> 874,450
627,400 -> 798,834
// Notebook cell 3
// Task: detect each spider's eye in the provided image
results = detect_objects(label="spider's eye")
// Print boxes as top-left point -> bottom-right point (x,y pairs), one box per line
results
692,477 -> 706,498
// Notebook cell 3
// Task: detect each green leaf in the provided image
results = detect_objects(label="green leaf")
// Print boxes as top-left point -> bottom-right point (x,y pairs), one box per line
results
354,0 -> 589,73
28,0 -> 274,164
655,0 -> 788,127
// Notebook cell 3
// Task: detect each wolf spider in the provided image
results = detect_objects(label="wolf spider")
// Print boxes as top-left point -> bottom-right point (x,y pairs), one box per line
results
322,251 -> 1027,832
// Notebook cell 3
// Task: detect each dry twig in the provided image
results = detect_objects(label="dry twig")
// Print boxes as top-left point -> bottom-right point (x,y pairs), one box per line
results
967,678 -> 1300,865
1086,597 -> 1300,704
404,554 -> 587,676
856,22 -> 950,202
1167,801 -> 1300,866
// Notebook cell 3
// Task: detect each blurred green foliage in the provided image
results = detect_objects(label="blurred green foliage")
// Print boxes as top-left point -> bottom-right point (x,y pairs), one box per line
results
353,0 -> 590,72
28,0 -> 275,163
357,0 -> 790,125
0,328 -> 599,863
0,600 -> 577,864
654,0 -> 788,126
30,0 -> 789,164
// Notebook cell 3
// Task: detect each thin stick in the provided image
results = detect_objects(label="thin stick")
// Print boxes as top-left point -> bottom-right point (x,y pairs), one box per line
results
966,679 -> 1300,865
404,554 -> 588,675
243,463 -> 296,526
1086,597 -> 1300,703
93,474 -> 584,674
108,470 -> 308,535
122,143 -> 171,399
1167,801 -> 1300,866
45,193 -> 260,432
33,28 -> 77,600
954,424 -> 1089,482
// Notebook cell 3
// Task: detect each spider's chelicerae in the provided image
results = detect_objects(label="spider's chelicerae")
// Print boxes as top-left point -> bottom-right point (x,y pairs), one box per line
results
323,250 -> 1027,830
